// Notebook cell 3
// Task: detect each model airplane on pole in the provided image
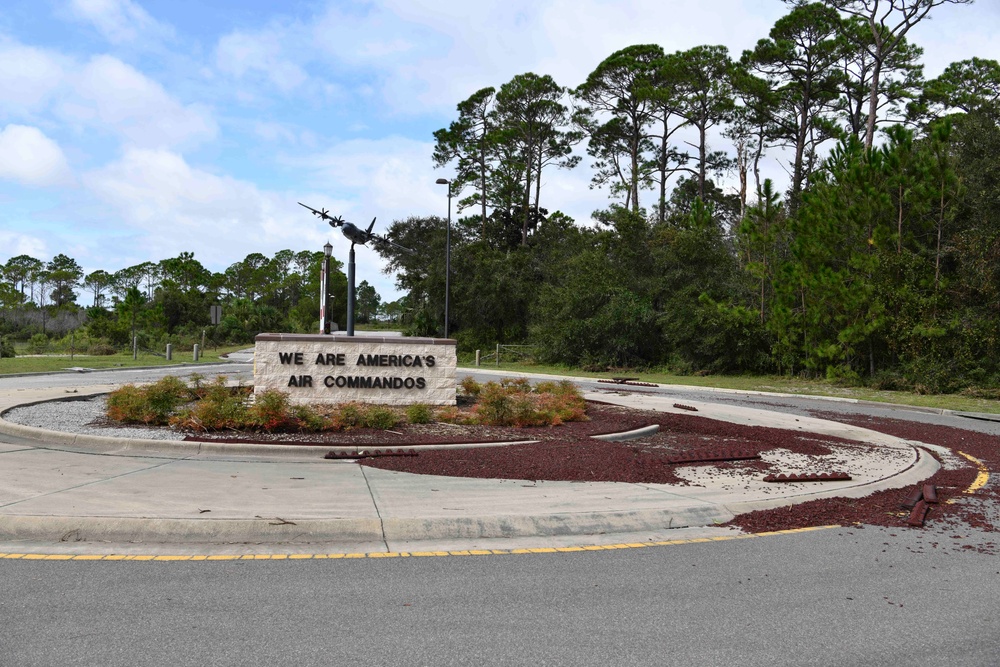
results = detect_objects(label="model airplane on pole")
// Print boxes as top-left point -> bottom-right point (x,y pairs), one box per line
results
298,202 -> 412,254
299,202 -> 414,336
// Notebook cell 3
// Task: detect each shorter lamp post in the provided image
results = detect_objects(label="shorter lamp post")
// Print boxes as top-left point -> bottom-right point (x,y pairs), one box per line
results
320,241 -> 333,334
435,178 -> 452,339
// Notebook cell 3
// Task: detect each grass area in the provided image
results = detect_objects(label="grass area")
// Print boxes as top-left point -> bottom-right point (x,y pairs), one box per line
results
459,360 -> 1000,415
0,344 -> 249,375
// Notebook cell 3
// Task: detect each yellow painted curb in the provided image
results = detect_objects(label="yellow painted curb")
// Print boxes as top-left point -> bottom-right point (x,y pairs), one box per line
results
0,525 -> 840,561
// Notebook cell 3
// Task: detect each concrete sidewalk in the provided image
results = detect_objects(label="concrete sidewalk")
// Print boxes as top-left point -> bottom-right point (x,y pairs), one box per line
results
0,384 -> 942,553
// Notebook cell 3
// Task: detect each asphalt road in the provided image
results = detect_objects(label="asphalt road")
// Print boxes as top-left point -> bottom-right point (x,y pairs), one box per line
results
1,361 -> 998,666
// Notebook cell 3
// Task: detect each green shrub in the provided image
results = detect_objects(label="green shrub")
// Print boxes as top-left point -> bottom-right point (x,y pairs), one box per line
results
292,404 -> 328,431
459,376 -> 482,398
142,376 -> 191,421
105,376 -> 190,425
29,333 -> 48,355
105,385 -> 148,423
86,341 -> 117,356
471,378 -> 587,427
332,402 -> 364,429
170,376 -> 249,431
0,336 -> 14,358
362,405 -> 399,430
405,403 -> 434,424
250,389 -> 293,430
474,381 -> 514,425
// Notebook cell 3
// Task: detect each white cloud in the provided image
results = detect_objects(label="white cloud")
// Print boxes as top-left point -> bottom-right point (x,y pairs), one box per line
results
0,231 -> 48,261
294,136 -> 448,222
80,147 -> 404,298
0,38 -> 67,116
0,125 -> 73,187
62,55 -> 217,149
216,28 -> 309,93
65,0 -> 172,45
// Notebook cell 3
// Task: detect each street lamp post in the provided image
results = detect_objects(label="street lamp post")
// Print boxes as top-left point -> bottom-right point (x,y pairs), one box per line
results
320,241 -> 333,334
435,178 -> 452,339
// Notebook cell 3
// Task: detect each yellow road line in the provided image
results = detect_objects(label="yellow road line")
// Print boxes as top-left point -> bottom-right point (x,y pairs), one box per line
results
0,525 -> 840,561
947,451 -> 990,503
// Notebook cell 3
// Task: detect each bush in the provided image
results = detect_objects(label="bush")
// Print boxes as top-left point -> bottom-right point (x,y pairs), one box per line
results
105,385 -> 148,423
29,333 -> 48,355
86,341 -> 117,356
405,403 -> 434,424
361,405 -> 399,430
170,376 -> 249,431
105,376 -> 190,425
292,404 -> 328,431
249,389 -> 294,430
471,378 -> 588,427
474,381 -> 515,425
331,402 -> 364,429
0,336 -> 14,358
459,376 -> 482,398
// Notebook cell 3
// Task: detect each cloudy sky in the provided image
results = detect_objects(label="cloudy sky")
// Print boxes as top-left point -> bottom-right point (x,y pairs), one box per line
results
1,0 -> 997,301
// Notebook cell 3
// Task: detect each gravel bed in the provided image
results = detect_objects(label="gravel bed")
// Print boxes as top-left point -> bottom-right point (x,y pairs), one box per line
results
2,395 -> 185,441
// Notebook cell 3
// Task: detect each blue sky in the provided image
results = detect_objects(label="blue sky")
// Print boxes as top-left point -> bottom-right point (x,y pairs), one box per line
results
1,0 -> 997,301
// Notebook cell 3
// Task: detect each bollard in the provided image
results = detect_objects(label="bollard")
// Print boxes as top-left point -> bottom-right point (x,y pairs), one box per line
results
166,344 -> 173,361
193,344 -> 200,361
133,336 -> 138,360
475,349 -> 481,367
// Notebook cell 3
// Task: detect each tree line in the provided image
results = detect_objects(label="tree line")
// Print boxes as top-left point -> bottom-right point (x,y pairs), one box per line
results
380,0 -> 1000,392
0,249 -> 389,354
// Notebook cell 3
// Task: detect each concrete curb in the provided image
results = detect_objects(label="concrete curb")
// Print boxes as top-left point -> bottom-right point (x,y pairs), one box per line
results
0,507 -> 733,545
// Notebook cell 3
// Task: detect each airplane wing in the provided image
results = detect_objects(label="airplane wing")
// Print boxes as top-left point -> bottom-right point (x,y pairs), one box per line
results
298,202 -> 344,227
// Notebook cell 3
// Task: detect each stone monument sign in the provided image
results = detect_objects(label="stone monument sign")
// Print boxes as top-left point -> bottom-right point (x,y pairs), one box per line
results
254,333 -> 457,406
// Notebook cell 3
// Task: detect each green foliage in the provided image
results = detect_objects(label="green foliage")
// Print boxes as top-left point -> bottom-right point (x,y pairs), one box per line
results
0,336 -> 14,358
332,402 -> 364,430
471,379 -> 587,427
171,377 -> 250,431
458,376 -> 482,398
405,403 -> 434,424
106,376 -> 191,425
361,405 -> 399,430
249,389 -> 294,430
28,333 -> 48,354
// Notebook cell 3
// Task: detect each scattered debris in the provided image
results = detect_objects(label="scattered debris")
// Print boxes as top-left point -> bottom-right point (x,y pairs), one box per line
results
908,500 -> 930,527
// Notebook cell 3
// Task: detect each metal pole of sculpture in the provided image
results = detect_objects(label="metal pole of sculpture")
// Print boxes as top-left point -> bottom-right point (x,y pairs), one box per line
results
347,244 -> 356,336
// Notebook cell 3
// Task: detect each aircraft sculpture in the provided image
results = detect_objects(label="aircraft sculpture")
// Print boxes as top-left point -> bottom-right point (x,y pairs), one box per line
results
299,202 -> 412,336
298,202 -> 412,254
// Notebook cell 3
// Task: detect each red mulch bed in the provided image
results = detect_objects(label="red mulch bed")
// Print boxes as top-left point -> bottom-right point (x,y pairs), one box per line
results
360,406 -> 862,485
724,412 -> 997,535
